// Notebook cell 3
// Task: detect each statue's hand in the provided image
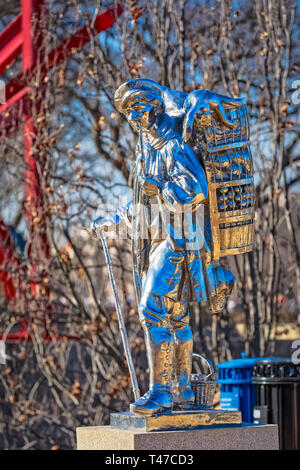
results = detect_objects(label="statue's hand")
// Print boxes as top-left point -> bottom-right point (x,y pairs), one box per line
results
183,89 -> 244,143
90,217 -> 113,237
139,176 -> 161,196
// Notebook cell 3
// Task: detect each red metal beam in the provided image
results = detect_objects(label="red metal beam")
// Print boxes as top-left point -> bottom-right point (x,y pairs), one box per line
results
0,4 -> 124,139
0,2 -> 124,341
1,4 -> 123,103
0,14 -> 22,75
47,3 -> 124,68
0,320 -> 82,342
22,0 -> 42,71
0,86 -> 29,113
22,1 -> 51,265
0,216 -> 21,301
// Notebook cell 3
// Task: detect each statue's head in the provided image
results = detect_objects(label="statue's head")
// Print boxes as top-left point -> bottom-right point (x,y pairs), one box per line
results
114,80 -> 165,132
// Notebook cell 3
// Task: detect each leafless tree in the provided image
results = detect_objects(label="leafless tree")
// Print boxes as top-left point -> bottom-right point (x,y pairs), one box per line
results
0,0 -> 299,449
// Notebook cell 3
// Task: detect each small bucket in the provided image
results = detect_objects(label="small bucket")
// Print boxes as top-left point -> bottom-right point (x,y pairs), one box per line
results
191,353 -> 217,410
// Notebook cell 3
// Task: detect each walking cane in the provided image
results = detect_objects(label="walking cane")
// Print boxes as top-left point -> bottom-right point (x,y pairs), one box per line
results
97,229 -> 140,402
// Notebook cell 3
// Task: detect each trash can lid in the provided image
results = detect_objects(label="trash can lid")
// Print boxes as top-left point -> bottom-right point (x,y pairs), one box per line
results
253,358 -> 300,383
217,358 -> 258,369
217,356 -> 282,369
254,358 -> 295,366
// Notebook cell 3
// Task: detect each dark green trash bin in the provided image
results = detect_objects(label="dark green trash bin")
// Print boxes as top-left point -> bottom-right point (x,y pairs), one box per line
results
253,359 -> 300,450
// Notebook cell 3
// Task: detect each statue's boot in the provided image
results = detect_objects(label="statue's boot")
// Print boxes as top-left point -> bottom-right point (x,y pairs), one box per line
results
130,300 -> 174,417
129,383 -> 173,417
172,319 -> 195,410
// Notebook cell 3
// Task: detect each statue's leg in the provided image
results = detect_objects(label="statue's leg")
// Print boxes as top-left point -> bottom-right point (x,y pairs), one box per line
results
168,301 -> 195,409
130,293 -> 174,417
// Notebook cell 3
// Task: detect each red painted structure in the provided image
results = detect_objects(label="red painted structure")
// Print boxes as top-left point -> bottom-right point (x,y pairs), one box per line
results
0,1 -> 123,340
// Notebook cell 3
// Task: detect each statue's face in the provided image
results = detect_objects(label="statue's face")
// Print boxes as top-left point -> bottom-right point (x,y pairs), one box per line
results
127,101 -> 157,131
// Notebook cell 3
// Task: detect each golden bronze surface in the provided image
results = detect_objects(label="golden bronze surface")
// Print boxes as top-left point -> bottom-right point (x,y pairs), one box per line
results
194,99 -> 255,261
110,410 -> 242,432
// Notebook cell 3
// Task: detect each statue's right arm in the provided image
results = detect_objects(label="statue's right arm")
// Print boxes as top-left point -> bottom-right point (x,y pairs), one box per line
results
91,200 -> 132,235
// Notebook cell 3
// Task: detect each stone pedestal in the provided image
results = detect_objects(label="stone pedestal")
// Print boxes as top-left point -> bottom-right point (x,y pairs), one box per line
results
76,423 -> 279,450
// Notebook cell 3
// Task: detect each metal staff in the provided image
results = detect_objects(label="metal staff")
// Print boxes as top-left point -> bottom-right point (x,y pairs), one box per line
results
98,229 -> 140,401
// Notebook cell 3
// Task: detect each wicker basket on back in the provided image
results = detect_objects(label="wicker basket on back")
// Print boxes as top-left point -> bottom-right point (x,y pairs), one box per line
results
193,97 -> 255,260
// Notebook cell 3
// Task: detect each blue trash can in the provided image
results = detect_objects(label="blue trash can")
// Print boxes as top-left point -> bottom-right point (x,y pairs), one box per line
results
217,355 -> 281,423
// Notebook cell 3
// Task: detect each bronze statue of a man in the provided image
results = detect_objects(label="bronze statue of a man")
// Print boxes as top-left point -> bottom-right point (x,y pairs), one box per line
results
92,79 -> 255,417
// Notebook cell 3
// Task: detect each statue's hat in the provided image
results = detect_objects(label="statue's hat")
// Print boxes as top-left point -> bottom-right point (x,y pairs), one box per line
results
114,85 -> 163,116
114,79 -> 187,117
